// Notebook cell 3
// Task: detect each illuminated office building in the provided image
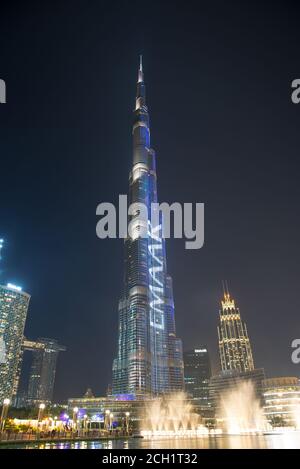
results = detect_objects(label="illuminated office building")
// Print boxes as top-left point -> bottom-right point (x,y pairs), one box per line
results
24,337 -> 66,406
218,287 -> 254,373
0,283 -> 30,402
210,286 -> 263,415
184,348 -> 212,413
112,58 -> 184,397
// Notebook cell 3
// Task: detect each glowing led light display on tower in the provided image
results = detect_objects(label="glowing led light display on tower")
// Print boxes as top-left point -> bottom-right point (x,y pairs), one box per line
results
6,283 -> 22,292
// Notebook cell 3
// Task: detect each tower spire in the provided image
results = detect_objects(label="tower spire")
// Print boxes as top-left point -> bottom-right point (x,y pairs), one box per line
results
136,55 -> 146,111
0,238 -> 4,265
139,54 -> 143,72
138,54 -> 144,83
222,279 -> 230,298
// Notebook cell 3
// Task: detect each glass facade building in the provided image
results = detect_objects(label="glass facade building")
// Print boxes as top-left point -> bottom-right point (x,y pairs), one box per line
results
0,284 -> 30,402
23,337 -> 66,406
184,348 -> 212,412
112,58 -> 184,398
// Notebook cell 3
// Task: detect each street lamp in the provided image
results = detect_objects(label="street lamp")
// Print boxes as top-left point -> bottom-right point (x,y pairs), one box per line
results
73,407 -> 79,433
0,398 -> 10,432
110,413 -> 114,430
125,412 -> 130,434
37,403 -> 45,436
83,414 -> 88,432
38,403 -> 45,422
105,410 -> 110,431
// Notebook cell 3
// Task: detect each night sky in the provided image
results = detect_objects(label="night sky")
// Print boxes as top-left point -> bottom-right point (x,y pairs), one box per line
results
0,0 -> 300,401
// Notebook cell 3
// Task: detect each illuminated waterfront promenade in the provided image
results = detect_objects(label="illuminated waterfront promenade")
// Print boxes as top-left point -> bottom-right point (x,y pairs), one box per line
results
0,429 -> 134,446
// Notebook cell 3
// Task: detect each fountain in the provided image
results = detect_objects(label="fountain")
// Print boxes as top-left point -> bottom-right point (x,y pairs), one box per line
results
140,392 -> 210,438
220,381 -> 267,434
140,383 -> 299,439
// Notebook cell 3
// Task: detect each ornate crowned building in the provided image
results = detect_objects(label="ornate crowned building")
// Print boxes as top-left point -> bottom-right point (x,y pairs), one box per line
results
112,58 -> 184,398
209,286 -> 265,413
218,286 -> 254,373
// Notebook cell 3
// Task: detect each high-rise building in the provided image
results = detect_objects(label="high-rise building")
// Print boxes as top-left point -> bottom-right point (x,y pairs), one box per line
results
112,58 -> 184,398
218,287 -> 254,373
24,338 -> 66,406
184,348 -> 211,406
210,285 -> 264,415
0,283 -> 30,402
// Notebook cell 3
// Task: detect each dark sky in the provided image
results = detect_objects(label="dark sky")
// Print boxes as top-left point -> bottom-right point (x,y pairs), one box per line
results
0,0 -> 300,401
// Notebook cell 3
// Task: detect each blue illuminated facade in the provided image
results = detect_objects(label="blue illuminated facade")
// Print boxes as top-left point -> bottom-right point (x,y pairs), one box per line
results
0,284 -> 30,402
112,58 -> 184,398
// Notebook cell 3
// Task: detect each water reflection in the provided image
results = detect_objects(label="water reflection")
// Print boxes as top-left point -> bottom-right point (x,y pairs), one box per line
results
2,432 -> 298,449
19,435 -> 297,449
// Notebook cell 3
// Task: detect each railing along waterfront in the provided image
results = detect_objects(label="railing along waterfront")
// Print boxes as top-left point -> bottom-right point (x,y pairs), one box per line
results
0,429 -> 132,443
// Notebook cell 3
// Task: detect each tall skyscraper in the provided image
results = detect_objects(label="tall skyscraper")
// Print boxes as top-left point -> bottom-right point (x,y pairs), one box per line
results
112,58 -> 184,398
184,348 -> 211,407
217,286 -> 254,373
23,337 -> 66,406
0,283 -> 30,402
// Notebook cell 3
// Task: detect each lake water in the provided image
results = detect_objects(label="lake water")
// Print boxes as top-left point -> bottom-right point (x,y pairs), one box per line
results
3,433 -> 300,449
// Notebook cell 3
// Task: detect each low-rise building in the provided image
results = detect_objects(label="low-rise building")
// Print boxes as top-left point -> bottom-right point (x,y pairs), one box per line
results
263,377 -> 300,427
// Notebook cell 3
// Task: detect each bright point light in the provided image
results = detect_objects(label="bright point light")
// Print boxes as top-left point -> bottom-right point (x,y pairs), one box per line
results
84,414 -> 88,419
125,412 -> 130,417
3,398 -> 10,406
39,403 -> 45,410
105,410 -> 110,415
7,283 -> 22,292
73,407 -> 79,413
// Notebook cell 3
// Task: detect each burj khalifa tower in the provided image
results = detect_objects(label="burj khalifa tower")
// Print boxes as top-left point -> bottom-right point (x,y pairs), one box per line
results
112,58 -> 184,399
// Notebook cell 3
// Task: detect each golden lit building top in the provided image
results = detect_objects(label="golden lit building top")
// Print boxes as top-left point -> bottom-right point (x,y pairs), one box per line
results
221,293 -> 235,311
218,284 -> 254,373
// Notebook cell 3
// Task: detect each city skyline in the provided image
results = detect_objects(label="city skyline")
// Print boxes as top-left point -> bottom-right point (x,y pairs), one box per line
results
0,233 -> 296,403
1,1 -> 300,402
